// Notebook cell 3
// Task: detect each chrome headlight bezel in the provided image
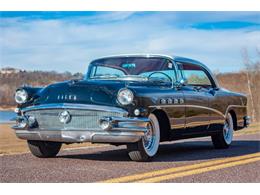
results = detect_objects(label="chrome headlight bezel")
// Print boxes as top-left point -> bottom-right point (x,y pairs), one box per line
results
15,89 -> 29,104
117,88 -> 134,106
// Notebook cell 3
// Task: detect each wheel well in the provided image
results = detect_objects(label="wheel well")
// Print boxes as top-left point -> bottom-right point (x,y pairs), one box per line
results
152,109 -> 171,141
229,110 -> 238,130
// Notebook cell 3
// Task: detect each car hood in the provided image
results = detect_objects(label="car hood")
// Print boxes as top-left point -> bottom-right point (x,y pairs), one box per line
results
33,79 -> 171,107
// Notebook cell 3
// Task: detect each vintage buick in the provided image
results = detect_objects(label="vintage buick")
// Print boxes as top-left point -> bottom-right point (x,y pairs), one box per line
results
12,54 -> 250,161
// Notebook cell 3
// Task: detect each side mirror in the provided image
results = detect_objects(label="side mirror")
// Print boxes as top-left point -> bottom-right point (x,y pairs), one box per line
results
209,87 -> 220,95
176,79 -> 188,88
179,79 -> 188,86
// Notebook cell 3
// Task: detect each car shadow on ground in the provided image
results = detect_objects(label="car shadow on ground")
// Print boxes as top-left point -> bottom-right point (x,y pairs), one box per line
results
57,140 -> 260,162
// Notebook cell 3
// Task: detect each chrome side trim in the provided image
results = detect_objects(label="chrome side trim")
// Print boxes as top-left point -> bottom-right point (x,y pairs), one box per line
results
149,104 -> 247,118
225,105 -> 247,116
149,104 -> 225,118
21,103 -> 128,116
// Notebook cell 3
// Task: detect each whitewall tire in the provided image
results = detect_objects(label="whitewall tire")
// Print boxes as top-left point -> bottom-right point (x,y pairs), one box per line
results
127,113 -> 160,162
211,113 -> 234,149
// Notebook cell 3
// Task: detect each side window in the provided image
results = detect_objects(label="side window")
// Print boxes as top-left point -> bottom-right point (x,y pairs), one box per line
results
179,63 -> 212,87
139,61 -> 177,82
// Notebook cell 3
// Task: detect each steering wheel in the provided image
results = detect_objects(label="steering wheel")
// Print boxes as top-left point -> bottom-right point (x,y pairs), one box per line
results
147,71 -> 172,82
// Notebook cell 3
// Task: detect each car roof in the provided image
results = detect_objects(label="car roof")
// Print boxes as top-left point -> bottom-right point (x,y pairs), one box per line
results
92,54 -> 203,66
91,54 -> 172,62
90,54 -> 219,88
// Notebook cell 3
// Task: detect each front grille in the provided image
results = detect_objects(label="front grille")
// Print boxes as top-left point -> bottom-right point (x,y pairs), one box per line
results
25,109 -> 124,130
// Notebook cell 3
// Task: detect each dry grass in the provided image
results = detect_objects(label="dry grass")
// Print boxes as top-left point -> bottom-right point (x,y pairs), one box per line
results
0,124 -> 29,154
0,123 -> 259,156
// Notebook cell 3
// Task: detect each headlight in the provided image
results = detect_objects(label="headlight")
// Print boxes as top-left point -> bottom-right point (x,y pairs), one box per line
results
15,89 -> 28,104
117,88 -> 134,105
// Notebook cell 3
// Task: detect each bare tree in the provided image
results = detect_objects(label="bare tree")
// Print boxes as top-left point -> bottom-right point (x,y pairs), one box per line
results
242,48 -> 256,122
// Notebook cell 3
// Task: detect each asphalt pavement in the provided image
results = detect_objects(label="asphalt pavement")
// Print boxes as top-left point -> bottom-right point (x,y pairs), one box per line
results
1,133 -> 259,183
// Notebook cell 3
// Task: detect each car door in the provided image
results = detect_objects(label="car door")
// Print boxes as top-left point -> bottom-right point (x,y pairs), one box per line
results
177,62 -> 212,133
155,60 -> 186,130
147,60 -> 186,131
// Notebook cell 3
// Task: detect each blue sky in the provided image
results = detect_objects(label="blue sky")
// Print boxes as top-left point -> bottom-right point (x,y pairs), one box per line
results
0,11 -> 260,73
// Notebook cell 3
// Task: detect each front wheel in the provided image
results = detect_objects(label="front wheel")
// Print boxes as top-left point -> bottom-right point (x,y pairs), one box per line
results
27,140 -> 62,158
127,113 -> 160,162
211,113 -> 234,149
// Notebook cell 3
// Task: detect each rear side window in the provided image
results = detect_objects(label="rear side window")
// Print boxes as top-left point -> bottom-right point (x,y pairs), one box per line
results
178,63 -> 212,87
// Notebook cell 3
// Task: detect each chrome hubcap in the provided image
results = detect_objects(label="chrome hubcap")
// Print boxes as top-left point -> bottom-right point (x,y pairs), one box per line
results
141,114 -> 160,157
223,114 -> 233,144
143,123 -> 155,151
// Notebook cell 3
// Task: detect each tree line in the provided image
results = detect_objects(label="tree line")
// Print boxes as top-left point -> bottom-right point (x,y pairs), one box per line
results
0,57 -> 259,122
0,71 -> 83,108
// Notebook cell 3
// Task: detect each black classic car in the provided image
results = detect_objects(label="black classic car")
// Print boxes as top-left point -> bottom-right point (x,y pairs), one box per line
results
12,54 -> 251,161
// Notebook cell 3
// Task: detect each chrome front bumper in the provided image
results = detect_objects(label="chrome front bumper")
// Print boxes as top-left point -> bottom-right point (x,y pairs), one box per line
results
12,103 -> 150,143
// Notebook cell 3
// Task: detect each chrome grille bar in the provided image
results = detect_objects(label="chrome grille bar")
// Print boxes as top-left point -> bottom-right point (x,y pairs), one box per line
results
21,103 -> 128,115
23,104 -> 128,131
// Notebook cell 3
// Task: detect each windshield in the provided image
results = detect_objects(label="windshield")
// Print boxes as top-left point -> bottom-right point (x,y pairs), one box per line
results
87,57 -> 177,82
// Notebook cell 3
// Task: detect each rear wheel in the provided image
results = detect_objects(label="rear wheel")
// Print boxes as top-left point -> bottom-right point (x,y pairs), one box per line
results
27,140 -> 62,158
127,113 -> 160,162
211,113 -> 234,149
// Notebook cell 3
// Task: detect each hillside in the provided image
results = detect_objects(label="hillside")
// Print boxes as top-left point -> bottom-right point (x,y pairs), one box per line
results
0,70 -> 83,108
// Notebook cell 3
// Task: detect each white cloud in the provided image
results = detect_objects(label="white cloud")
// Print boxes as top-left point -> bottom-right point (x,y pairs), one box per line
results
0,12 -> 259,73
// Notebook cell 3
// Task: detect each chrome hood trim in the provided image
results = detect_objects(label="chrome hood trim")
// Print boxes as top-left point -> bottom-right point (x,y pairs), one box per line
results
21,103 -> 128,116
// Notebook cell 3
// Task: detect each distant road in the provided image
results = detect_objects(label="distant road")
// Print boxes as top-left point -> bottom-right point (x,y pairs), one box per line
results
1,132 -> 259,183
